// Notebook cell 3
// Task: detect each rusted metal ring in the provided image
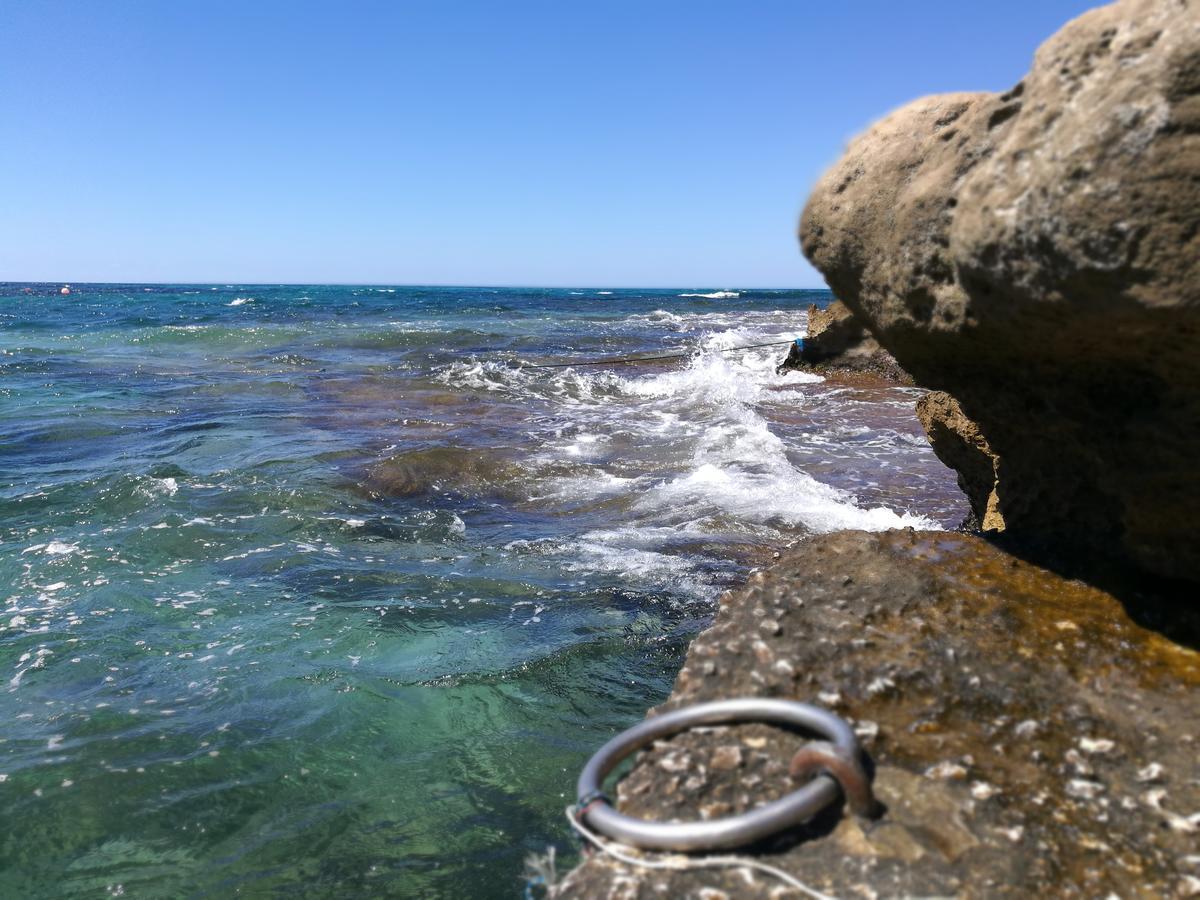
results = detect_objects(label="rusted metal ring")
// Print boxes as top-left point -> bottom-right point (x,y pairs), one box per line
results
789,740 -> 881,819
576,697 -> 873,852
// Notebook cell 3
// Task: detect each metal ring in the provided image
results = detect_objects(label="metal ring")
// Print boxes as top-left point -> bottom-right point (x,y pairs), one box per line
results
576,697 -> 860,851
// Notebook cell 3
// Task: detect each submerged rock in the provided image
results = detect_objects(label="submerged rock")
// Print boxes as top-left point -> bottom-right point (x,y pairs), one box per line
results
799,0 -> 1200,584
778,300 -> 911,383
553,530 -> 1200,898
362,446 -> 529,500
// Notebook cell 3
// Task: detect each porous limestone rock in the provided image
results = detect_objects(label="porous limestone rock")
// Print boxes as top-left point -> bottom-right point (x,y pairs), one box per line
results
552,530 -> 1200,899
800,0 -> 1200,582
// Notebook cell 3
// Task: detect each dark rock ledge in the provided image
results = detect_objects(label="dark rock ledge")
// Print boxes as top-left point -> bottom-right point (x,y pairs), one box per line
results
553,531 -> 1200,898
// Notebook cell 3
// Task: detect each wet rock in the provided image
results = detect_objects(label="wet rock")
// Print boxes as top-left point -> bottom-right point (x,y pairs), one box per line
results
361,446 -> 529,500
553,530 -> 1200,898
799,0 -> 1200,585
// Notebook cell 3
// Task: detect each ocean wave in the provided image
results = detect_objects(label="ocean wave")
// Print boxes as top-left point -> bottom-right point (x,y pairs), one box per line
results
480,327 -> 936,553
678,291 -> 740,299
565,530 -> 714,597
614,307 -> 801,337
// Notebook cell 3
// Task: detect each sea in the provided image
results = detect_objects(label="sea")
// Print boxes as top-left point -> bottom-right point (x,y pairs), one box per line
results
0,283 -> 965,898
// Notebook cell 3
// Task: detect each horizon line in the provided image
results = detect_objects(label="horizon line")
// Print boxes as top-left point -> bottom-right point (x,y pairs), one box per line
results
2,278 -> 831,292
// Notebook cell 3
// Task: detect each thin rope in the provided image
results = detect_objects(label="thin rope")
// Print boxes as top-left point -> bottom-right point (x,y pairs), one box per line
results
524,339 -> 796,369
563,806 -> 838,900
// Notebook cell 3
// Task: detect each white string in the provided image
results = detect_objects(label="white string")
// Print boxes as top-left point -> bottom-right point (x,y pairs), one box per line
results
564,806 -> 838,900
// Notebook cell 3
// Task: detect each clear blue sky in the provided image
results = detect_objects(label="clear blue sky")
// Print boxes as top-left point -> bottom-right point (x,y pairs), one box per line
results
1,0 -> 1099,287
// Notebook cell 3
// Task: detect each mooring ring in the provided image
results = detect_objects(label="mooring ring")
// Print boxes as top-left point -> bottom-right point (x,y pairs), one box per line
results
576,697 -> 866,851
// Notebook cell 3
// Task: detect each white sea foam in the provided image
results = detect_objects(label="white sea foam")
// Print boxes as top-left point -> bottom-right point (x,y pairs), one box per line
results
527,470 -> 639,504
621,366 -> 931,533
432,308 -> 941,595
483,317 -> 936,594
563,528 -> 713,596
679,291 -> 740,299
140,476 -> 179,497
555,432 -> 607,459
641,462 -> 927,532
227,297 -> 254,307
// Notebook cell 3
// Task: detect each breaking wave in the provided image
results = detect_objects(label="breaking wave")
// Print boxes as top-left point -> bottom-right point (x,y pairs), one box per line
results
435,307 -> 935,599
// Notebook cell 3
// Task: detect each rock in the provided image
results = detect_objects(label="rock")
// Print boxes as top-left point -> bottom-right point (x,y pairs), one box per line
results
916,391 -> 1004,531
799,0 -> 1200,584
777,300 -> 911,382
361,446 -> 529,500
803,300 -> 869,359
552,530 -> 1200,898
709,745 -> 743,771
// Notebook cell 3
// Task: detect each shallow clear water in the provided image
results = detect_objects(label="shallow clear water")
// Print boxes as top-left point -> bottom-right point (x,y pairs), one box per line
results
0,283 -> 964,897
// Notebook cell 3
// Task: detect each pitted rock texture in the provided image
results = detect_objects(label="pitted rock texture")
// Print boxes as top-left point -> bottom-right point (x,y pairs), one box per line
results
552,531 -> 1200,899
800,0 -> 1200,584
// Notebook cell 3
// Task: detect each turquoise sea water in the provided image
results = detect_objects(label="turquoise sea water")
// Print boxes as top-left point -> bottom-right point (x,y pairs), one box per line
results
0,284 -> 964,897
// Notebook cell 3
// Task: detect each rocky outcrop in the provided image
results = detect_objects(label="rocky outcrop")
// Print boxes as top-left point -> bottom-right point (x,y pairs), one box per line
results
778,300 -> 910,382
916,391 -> 1004,531
803,300 -> 867,360
800,0 -> 1200,583
553,530 -> 1200,899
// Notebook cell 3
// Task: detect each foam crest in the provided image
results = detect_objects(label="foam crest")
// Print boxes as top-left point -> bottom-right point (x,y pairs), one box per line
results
565,530 -> 713,597
639,461 -> 930,532
620,351 -> 766,405
438,357 -> 623,405
438,359 -> 529,394
614,334 -> 818,406
516,323 -> 937,578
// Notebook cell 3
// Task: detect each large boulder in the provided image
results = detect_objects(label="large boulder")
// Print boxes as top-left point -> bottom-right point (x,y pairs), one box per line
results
800,0 -> 1200,582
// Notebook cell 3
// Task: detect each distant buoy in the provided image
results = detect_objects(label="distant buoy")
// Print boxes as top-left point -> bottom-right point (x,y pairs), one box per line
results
60,286 -> 71,295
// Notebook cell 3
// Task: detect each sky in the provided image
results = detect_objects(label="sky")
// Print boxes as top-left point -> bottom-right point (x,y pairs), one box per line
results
1,0 -> 1101,288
